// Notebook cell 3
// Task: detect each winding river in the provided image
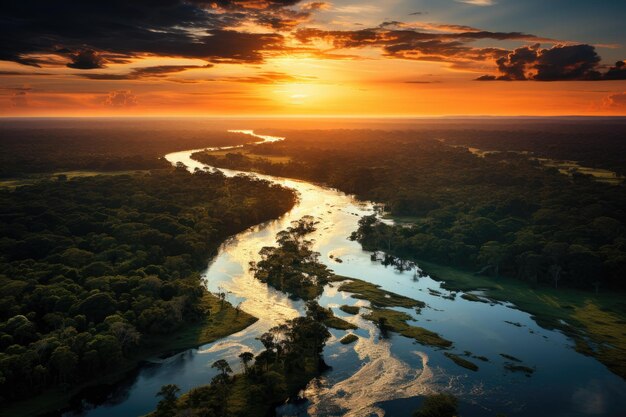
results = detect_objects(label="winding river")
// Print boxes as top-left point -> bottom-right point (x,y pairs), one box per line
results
66,131 -> 626,417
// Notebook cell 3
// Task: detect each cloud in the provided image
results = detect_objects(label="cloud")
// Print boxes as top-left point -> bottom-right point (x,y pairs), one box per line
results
604,60 -> 626,80
604,92 -> 626,108
294,27 -> 548,67
301,2 -> 331,11
103,90 -> 137,107
456,0 -> 496,5
77,65 -> 212,80
478,44 -> 626,81
66,50 -> 106,69
10,91 -> 28,107
0,1 -> 322,68
333,5 -> 381,13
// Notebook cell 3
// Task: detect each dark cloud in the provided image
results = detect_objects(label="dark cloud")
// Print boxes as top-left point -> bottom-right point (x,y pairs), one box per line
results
294,27 -> 529,64
0,0 -> 315,68
478,44 -> 625,81
77,65 -> 212,80
66,50 -> 106,69
604,61 -> 626,80
534,44 -> 601,81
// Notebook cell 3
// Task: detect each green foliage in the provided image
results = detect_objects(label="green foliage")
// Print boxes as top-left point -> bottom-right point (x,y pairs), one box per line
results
337,277 -> 425,309
413,393 -> 459,417
362,307 -> 452,348
0,123 -> 252,178
339,305 -> 360,314
194,129 -> 626,291
150,302 -> 332,417
0,169 -> 295,405
340,333 -> 359,344
444,352 -> 479,372
155,384 -> 181,417
251,216 -> 332,300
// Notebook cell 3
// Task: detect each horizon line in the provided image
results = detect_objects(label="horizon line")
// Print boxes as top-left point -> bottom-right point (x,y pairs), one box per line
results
2,115 -> 626,120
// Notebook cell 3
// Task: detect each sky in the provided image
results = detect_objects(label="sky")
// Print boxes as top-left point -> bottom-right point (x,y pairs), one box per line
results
1,0 -> 625,116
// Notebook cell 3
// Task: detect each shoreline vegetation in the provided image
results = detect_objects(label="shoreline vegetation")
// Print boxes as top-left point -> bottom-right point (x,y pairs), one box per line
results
251,217 -> 451,348
144,218 -> 452,417
191,129 -> 626,380
414,259 -> 626,380
0,167 -> 296,417
146,302 -> 332,417
3,295 -> 256,417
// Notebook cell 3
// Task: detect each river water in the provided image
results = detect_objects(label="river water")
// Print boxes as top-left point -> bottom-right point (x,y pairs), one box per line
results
66,131 -> 626,417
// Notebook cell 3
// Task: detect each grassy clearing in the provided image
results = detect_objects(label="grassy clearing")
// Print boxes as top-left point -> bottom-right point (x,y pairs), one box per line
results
417,259 -> 626,379
340,305 -> 360,315
325,314 -> 358,330
340,334 -> 359,345
333,276 -> 425,309
1,294 -> 256,417
460,293 -> 489,303
144,294 -> 257,355
204,148 -> 292,164
537,158 -> 623,185
330,275 -> 447,347
362,307 -> 452,348
444,353 -> 479,371
0,170 -> 150,188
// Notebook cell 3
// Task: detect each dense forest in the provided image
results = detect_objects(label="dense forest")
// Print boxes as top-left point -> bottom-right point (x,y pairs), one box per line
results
0,167 -> 295,406
437,124 -> 626,177
0,120 -> 250,177
251,216 -> 333,300
192,128 -> 626,291
148,301 -> 331,417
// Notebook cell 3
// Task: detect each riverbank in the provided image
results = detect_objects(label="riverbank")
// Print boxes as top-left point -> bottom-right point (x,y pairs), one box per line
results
145,305 -> 330,417
416,259 -> 626,379
1,294 -> 257,417
191,147 -> 626,380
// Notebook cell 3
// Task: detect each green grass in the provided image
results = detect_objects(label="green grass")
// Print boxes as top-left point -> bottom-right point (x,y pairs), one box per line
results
362,307 -> 452,348
444,353 -> 479,371
333,276 -> 426,309
417,259 -> 626,379
340,334 -> 359,344
1,294 -> 257,417
537,158 -> 623,185
340,305 -> 360,315
143,294 -> 257,355
203,148 -> 292,164
324,315 -> 358,330
0,170 -> 150,188
460,293 -> 489,303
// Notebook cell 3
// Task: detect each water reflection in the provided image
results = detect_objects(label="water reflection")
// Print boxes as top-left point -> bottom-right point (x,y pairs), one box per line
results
66,131 -> 626,417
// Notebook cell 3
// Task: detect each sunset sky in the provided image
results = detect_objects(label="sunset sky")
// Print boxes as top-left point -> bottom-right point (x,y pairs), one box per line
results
1,0 -> 625,116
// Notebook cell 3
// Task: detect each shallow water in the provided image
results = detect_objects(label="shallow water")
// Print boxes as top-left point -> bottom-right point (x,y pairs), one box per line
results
66,131 -> 626,417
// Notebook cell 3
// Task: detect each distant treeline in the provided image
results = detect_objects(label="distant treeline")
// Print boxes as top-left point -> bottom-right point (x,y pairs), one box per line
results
0,124 -> 249,177
438,126 -> 626,176
192,128 -> 626,291
0,168 -> 295,404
